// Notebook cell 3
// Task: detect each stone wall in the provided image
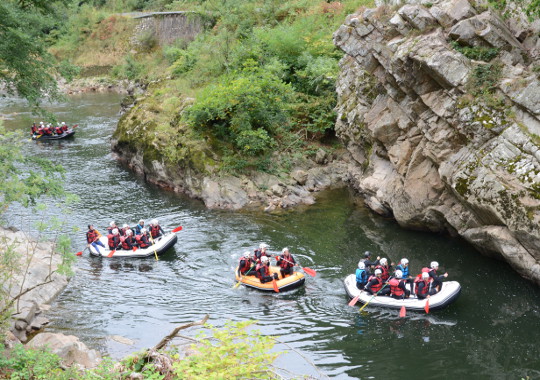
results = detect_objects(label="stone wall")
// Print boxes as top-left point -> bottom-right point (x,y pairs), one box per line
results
133,12 -> 209,46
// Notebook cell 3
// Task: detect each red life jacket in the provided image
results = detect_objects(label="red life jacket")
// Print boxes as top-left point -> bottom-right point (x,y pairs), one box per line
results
62,125 -> 68,131
375,265 -> 390,281
86,230 -> 98,244
55,127 -> 63,134
255,263 -> 270,279
121,236 -> 135,250
135,235 -> 150,248
239,256 -> 252,274
278,255 -> 294,269
414,277 -> 432,295
389,278 -> 404,296
368,275 -> 383,292
150,225 -> 161,238
108,234 -> 118,249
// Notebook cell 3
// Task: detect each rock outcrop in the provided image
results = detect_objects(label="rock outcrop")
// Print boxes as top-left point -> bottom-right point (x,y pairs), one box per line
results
334,0 -> 540,284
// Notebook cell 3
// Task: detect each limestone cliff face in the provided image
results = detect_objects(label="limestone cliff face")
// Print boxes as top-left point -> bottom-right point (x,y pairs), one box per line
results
334,0 -> 540,284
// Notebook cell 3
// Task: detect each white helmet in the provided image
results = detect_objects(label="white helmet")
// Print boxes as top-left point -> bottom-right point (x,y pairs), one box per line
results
374,269 -> 382,275
243,251 -> 251,257
430,261 -> 439,269
259,243 -> 269,249
261,256 -> 269,263
139,219 -> 144,224
395,270 -> 403,279
110,221 -> 115,227
422,272 -> 430,279
112,228 -> 119,235
141,228 -> 147,234
151,219 -> 158,225
123,224 -> 129,228
125,229 -> 133,236
400,258 -> 408,266
358,261 -> 365,270
61,122 -> 66,125
380,258 -> 387,265
39,121 -> 44,125
282,247 -> 289,254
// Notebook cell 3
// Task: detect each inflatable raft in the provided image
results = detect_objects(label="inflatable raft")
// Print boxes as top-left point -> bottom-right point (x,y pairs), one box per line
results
234,265 -> 305,292
343,274 -> 461,312
89,232 -> 178,258
32,129 -> 75,140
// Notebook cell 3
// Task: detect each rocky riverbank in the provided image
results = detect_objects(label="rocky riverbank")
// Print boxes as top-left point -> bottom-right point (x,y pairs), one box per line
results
1,227 -> 101,369
333,0 -> 540,284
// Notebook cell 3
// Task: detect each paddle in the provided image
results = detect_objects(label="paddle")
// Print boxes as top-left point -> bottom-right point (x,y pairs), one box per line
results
171,226 -> 183,233
233,264 -> 255,289
277,256 -> 316,277
149,235 -> 159,261
107,249 -> 116,258
400,305 -> 406,318
358,282 -> 389,312
348,295 -> 360,307
424,299 -> 430,314
75,247 -> 88,257
272,279 -> 280,293
133,246 -> 138,252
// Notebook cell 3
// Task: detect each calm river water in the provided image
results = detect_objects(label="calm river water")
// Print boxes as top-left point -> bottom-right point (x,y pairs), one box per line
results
2,93 -> 540,379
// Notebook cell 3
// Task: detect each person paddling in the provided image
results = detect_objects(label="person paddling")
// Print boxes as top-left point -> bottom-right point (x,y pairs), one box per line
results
276,247 -> 296,279
238,251 -> 255,277
86,224 -> 105,254
255,256 -> 278,283
149,219 -> 165,239
135,228 -> 151,248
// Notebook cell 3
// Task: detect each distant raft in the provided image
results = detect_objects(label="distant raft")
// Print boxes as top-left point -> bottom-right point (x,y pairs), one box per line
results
32,129 -> 75,140
89,232 -> 178,258
235,265 -> 305,292
343,274 -> 461,312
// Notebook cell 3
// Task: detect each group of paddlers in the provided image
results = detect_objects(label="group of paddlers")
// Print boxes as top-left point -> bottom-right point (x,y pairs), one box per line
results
237,243 -> 297,283
86,219 -> 166,254
355,251 -> 449,300
31,121 -> 71,136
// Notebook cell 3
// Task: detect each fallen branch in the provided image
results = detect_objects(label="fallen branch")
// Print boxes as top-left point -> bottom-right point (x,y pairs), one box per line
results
153,314 -> 209,351
3,279 -> 54,315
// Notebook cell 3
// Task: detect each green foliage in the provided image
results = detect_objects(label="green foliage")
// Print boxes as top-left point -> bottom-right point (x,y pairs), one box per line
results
468,62 -> 503,95
0,0 -> 66,106
186,63 -> 292,155
172,320 -> 280,379
0,343 -> 78,379
450,41 -> 499,61
112,55 -> 146,80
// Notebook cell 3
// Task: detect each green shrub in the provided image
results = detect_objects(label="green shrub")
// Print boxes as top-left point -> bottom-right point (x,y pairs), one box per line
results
450,41 -> 499,61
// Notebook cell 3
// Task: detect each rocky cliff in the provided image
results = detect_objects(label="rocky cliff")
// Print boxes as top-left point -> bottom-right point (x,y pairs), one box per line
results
334,0 -> 540,284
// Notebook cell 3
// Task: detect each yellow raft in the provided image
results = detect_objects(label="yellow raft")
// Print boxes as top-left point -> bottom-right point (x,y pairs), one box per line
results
234,265 -> 305,292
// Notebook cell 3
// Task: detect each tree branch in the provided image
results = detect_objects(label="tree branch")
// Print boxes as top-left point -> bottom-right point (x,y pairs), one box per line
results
152,314 -> 209,351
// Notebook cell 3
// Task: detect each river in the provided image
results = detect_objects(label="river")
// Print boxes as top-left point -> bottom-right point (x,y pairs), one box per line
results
2,93 -> 540,379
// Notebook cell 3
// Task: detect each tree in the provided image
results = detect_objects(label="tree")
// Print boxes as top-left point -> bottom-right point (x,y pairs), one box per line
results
0,0 -> 67,107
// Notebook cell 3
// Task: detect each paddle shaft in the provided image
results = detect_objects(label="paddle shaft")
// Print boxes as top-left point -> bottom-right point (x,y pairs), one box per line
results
233,264 -> 256,288
359,281 -> 390,312
275,255 -> 316,277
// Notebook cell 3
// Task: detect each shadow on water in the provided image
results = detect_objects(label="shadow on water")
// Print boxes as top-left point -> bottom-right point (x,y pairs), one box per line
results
2,94 -> 540,379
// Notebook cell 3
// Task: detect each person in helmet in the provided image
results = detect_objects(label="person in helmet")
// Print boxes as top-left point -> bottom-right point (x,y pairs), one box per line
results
238,251 -> 255,277
149,219 -> 165,239
276,247 -> 296,279
255,255 -> 278,283
120,223 -> 131,236
61,122 -> 68,132
361,251 -> 380,275
107,221 -> 118,235
395,258 -> 414,293
108,228 -> 121,250
374,257 -> 393,282
135,228 -> 151,248
355,261 -> 368,290
134,219 -> 145,235
389,270 -> 410,299
254,243 -> 270,262
427,261 -> 448,292
121,229 -> 136,250
415,272 -> 435,300
365,268 -> 390,296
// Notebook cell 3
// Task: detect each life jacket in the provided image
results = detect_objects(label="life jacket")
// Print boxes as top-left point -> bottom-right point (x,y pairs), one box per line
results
239,256 -> 252,274
86,230 -> 98,243
367,275 -> 383,293
55,127 -> 63,135
278,255 -> 294,269
389,278 -> 405,296
254,249 -> 268,260
150,225 -> 161,238
255,263 -> 270,279
356,268 -> 367,285
62,125 -> 68,132
396,264 -> 409,278
375,265 -> 390,281
31,125 -> 37,134
108,234 -> 119,249
135,234 -> 150,248
414,277 -> 432,295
